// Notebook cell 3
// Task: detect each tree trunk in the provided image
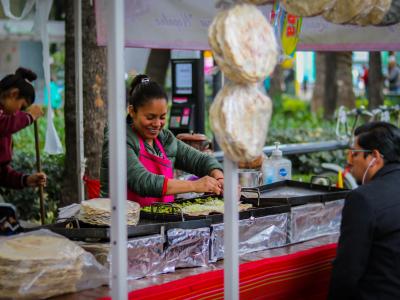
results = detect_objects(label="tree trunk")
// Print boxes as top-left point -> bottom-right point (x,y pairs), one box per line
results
311,52 -> 326,113
145,49 -> 170,86
269,64 -> 284,99
61,0 -> 78,207
323,52 -> 338,118
82,0 -> 107,180
336,52 -> 355,108
62,0 -> 107,206
368,52 -> 384,109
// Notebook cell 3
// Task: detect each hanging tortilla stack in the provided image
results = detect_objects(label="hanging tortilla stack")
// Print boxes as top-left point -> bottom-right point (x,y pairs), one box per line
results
322,0 -> 375,24
282,0 -> 393,26
347,0 -> 392,25
210,82 -> 272,162
208,4 -> 278,84
0,234 -> 86,299
208,3 -> 277,163
281,0 -> 337,17
78,198 -> 140,226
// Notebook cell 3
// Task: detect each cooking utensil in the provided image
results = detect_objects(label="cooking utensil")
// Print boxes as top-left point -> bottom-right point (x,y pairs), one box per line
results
238,169 -> 263,188
34,121 -> 45,225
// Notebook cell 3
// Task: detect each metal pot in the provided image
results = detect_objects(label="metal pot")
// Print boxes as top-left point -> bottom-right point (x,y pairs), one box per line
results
238,169 -> 263,188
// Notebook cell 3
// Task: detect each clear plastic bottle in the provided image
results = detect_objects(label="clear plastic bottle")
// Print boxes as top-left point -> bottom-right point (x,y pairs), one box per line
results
262,142 -> 292,184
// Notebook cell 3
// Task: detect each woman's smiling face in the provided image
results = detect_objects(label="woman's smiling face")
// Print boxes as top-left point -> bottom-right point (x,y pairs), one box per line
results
129,98 -> 168,143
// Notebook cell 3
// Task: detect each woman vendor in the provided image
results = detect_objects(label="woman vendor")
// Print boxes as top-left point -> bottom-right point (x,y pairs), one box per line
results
100,75 -> 224,206
0,67 -> 46,189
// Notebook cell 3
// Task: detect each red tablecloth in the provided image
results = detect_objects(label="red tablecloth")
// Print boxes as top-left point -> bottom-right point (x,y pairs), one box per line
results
100,243 -> 337,300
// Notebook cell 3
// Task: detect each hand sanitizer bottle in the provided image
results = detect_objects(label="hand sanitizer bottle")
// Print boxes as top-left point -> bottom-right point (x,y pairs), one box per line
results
262,142 -> 292,184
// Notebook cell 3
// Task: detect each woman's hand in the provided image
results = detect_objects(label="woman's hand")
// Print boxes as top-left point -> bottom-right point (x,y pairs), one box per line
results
209,169 -> 224,191
192,176 -> 222,195
27,172 -> 47,187
26,104 -> 44,121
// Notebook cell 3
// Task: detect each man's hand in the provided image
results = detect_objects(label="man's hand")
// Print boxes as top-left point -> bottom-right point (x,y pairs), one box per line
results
26,105 -> 44,121
27,172 -> 47,187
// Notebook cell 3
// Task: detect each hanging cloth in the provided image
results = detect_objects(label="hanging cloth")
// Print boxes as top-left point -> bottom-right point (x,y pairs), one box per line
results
0,0 -> 35,20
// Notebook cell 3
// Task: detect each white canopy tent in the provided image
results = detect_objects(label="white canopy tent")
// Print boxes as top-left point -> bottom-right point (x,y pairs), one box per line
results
91,1 -> 400,299
95,0 -> 400,51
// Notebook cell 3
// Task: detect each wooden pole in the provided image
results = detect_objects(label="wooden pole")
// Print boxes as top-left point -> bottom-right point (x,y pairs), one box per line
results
34,121 -> 45,225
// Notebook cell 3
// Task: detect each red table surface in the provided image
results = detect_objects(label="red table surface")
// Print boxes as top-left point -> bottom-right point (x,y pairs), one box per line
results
99,243 -> 337,300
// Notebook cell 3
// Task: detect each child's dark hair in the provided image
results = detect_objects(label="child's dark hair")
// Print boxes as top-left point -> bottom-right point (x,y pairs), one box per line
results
0,67 -> 37,104
128,74 -> 167,112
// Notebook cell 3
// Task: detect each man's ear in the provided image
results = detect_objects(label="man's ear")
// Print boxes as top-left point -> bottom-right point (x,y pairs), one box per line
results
372,149 -> 384,165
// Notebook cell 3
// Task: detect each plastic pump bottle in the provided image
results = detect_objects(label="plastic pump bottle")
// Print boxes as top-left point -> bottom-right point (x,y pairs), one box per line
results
262,142 -> 292,184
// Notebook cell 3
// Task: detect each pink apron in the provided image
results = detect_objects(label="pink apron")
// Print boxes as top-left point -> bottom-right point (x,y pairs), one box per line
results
127,131 -> 174,206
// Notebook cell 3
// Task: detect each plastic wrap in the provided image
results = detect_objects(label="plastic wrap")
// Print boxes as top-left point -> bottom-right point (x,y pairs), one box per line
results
289,199 -> 344,243
210,213 -> 289,262
208,4 -> 278,83
281,0 -> 337,17
380,0 -> 400,26
210,82 -> 272,163
165,228 -> 210,268
281,0 -> 392,25
80,234 -> 166,280
0,229 -> 108,299
239,0 -> 274,4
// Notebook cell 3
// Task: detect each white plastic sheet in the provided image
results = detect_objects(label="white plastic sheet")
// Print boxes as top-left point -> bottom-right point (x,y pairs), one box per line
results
34,0 -> 63,154
0,0 -> 35,21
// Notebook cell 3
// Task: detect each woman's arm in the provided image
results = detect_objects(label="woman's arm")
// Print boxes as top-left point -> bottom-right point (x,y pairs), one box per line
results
165,175 -> 222,195
0,110 -> 33,136
174,138 -> 223,177
0,105 -> 42,136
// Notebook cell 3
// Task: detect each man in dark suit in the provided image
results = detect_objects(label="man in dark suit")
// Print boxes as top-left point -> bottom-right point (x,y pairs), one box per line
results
329,122 -> 400,300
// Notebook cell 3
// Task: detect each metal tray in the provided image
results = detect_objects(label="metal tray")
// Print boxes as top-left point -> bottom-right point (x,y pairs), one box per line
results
140,195 -> 290,223
241,180 -> 349,207
24,218 -> 211,242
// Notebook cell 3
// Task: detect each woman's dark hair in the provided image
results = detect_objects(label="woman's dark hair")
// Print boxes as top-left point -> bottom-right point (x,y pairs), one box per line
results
0,67 -> 37,104
128,74 -> 168,112
355,121 -> 400,163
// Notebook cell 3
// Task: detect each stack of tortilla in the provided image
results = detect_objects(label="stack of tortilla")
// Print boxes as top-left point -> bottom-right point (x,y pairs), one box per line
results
0,234 -> 85,299
210,82 -> 272,162
208,4 -> 278,84
282,0 -> 392,26
78,198 -> 140,226
208,3 -> 276,163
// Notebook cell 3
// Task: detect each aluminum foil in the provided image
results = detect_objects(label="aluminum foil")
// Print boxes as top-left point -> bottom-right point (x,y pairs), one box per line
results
81,234 -> 166,280
126,234 -> 166,279
289,199 -> 344,243
210,213 -> 289,262
164,227 -> 210,268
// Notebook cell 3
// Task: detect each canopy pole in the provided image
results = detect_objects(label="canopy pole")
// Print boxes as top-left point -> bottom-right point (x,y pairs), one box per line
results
224,157 -> 239,300
74,0 -> 84,203
107,0 -> 127,299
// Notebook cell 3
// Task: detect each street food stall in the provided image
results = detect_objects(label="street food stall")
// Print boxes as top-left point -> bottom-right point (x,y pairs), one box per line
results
2,0 -> 400,299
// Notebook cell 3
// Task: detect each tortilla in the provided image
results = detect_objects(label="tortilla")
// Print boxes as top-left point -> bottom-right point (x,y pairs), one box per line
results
210,82 -> 272,162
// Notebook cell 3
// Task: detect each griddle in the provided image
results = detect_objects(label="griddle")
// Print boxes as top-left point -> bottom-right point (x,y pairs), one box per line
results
241,180 -> 349,207
24,217 -> 211,242
140,195 -> 290,224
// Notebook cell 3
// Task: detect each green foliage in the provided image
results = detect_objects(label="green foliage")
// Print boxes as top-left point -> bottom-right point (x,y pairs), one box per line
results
0,153 -> 64,223
1,110 -> 65,222
12,108 -> 65,153
355,97 -> 368,108
268,94 -> 347,176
